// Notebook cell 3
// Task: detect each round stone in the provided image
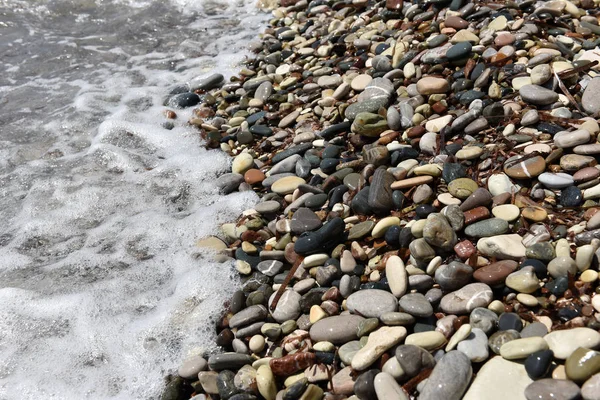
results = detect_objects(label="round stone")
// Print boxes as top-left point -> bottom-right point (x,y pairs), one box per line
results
448,178 -> 479,199
504,155 -> 546,179
271,176 -> 306,194
346,289 -> 398,318
492,204 -> 520,221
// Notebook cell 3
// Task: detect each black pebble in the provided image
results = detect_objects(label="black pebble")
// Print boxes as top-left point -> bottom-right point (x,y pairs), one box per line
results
416,204 -> 436,219
560,186 -> 583,207
167,92 -> 200,108
498,312 -> 523,332
525,349 -> 554,380
385,225 -> 401,246
520,259 -> 547,279
546,276 -> 569,296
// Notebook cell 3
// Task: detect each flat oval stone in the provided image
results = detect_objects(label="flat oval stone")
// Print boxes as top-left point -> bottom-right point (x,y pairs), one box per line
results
309,315 -> 365,345
417,76 -> 450,95
504,155 -> 546,179
347,289 -> 398,318
465,218 -> 509,238
554,129 -> 591,148
525,379 -> 581,400
473,260 -> 518,286
492,204 -> 520,221
500,337 -> 549,360
538,172 -> 574,189
440,283 -> 494,314
448,178 -> 479,199
477,234 -> 526,260
581,374 -> 600,400
398,293 -> 433,317
519,84 -> 559,106
271,176 -> 306,194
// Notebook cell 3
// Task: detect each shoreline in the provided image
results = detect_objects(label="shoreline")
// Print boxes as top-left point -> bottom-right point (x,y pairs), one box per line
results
163,0 -> 600,399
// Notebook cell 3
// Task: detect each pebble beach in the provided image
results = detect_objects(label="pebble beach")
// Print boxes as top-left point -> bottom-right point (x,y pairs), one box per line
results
163,0 -> 600,399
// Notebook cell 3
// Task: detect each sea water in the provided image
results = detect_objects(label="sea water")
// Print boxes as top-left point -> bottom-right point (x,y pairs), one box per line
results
0,0 -> 266,398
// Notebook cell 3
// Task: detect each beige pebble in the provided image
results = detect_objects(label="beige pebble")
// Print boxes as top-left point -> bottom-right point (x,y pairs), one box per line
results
446,323 -> 472,351
552,365 -> 567,380
405,331 -> 447,350
516,293 -> 538,307
250,335 -> 266,353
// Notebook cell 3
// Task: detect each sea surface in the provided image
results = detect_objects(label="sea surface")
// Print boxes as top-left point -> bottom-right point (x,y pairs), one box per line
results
0,0 -> 266,398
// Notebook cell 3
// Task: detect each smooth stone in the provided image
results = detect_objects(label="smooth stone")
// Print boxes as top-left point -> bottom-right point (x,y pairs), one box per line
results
499,312 -> 523,332
500,337 -> 549,360
505,267 -> 540,294
455,146 -> 483,160
489,330 -> 521,355
566,347 -> 600,383
419,351 -> 472,400
583,78 -> 600,115
457,328 -> 489,362
469,308 -> 499,335
463,356 -> 532,400
354,370 -> 379,400
380,312 -> 415,326
290,208 -> 322,234
268,290 -> 302,323
339,341 -> 362,365
492,204 -> 520,221
448,178 -> 479,200
309,315 -> 364,345
465,218 -> 509,238
271,176 -> 306,195
473,260 -> 518,286
374,372 -> 409,400
519,85 -> 559,106
547,256 -> 578,278
256,365 -> 277,400
208,353 -> 254,371
399,293 -> 433,318
348,221 -> 375,240
435,261 -> 473,292
229,305 -> 269,329
538,172 -> 575,189
351,327 -> 407,371
347,289 -> 398,318
178,355 -> 208,379
460,188 -> 493,211
504,155 -> 546,179
395,344 -> 435,379
554,129 -> 591,148
582,374 -> 600,400
294,217 -> 345,255
368,169 -> 395,214
525,379 -> 581,400
417,76 -> 450,95
525,349 -> 554,380
544,328 -> 600,360
446,41 -> 473,61
440,283 -> 494,314
477,234 -> 527,260
422,213 -> 458,251
488,173 -> 518,197
372,216 -> 400,239
386,256 -> 407,298
520,322 -> 548,339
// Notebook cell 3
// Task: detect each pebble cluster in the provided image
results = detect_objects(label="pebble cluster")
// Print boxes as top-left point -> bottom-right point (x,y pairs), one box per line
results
161,0 -> 600,399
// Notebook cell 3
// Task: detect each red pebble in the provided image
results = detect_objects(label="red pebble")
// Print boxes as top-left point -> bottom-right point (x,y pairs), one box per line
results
454,240 -> 476,260
270,352 -> 316,376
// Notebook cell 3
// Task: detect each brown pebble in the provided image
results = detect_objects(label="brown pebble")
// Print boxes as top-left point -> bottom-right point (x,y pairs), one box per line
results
492,192 -> 512,207
463,206 -> 491,225
444,15 -> 469,29
454,240 -> 476,259
574,167 -> 600,183
244,169 -> 266,185
473,260 -> 518,286
407,125 -> 426,138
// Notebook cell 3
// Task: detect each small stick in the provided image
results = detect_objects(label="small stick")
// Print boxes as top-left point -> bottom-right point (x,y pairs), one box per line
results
270,255 -> 304,311
554,69 -> 583,114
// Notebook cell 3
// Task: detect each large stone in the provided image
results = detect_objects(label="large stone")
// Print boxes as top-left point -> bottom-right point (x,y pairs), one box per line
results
347,289 -> 398,318
309,315 -> 365,345
545,327 -> 600,360
351,327 -> 407,371
422,213 -> 458,251
477,234 -> 526,260
368,169 -> 395,214
440,283 -> 494,314
464,356 -> 532,400
419,351 -> 472,400
583,78 -> 600,115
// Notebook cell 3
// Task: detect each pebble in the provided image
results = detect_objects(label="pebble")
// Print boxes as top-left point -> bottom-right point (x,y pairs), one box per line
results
457,328 -> 489,362
500,337 -> 549,360
477,234 -> 527,260
309,315 -> 364,345
525,379 -> 581,400
351,327 -> 407,371
544,328 -> 600,360
419,351 -> 472,400
463,356 -> 533,400
440,283 -> 493,314
346,289 -> 398,318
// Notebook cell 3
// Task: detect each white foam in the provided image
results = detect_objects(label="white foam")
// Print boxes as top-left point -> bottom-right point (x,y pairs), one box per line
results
0,0 -> 267,398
